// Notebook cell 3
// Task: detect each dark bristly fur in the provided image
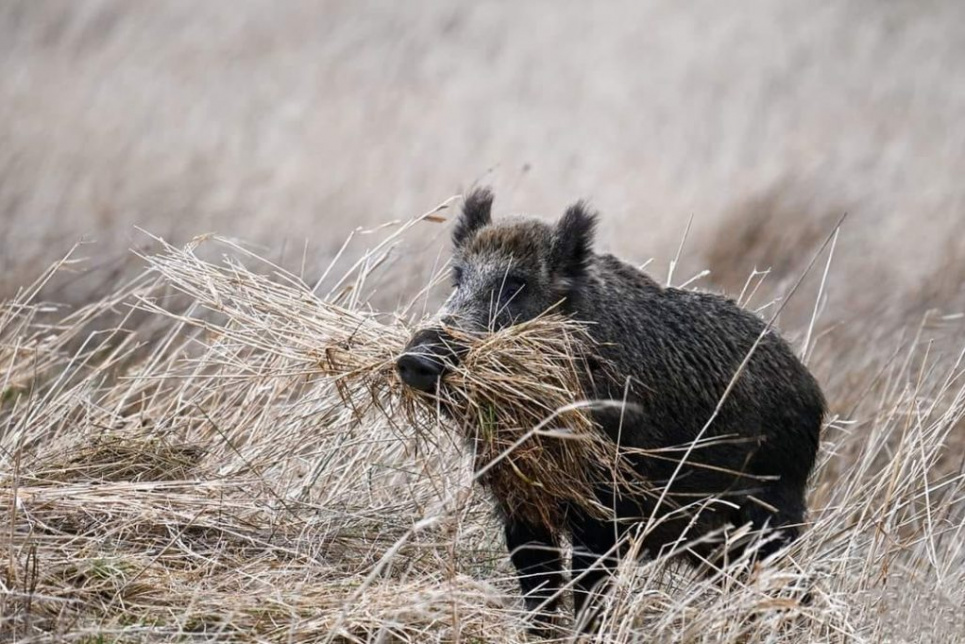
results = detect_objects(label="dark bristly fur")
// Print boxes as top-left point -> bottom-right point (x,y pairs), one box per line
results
398,188 -> 826,635
550,200 -> 597,290
452,186 -> 494,248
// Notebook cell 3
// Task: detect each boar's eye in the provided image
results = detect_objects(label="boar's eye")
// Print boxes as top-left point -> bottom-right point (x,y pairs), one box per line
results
498,275 -> 526,302
451,266 -> 464,288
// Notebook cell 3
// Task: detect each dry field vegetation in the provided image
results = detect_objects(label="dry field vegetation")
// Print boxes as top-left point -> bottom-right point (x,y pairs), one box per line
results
2,201 -> 965,643
4,2 -> 965,643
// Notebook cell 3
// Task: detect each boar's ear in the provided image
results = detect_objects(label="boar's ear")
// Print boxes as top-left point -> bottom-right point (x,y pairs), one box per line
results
453,187 -> 493,247
551,201 -> 597,286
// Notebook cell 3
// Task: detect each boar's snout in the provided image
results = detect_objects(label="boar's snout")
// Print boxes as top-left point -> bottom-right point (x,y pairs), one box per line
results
397,327 -> 461,393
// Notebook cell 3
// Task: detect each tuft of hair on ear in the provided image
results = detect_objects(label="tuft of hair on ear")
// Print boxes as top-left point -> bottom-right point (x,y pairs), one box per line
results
453,187 -> 494,247
551,200 -> 598,288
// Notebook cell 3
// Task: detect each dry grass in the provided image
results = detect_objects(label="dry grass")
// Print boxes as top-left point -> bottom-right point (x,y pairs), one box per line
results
5,2 -> 965,309
2,215 -> 965,644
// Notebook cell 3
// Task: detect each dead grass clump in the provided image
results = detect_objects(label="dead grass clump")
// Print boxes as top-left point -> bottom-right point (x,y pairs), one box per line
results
143,233 -> 630,534
27,432 -> 206,484
424,318 -> 632,531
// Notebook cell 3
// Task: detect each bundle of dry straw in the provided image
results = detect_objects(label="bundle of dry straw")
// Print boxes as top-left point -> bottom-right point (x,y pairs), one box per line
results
140,234 -> 622,532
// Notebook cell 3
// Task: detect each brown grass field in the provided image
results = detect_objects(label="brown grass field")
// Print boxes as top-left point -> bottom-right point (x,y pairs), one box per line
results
3,2 -> 965,643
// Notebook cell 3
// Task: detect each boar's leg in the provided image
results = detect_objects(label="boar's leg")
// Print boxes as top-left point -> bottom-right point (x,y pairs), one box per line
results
570,519 -> 621,632
504,518 -> 563,634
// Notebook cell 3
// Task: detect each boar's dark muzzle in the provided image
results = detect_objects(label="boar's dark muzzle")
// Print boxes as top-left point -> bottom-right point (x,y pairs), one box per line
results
396,327 -> 462,393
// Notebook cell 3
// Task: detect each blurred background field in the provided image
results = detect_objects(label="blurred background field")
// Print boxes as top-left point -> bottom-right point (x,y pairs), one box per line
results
3,1 -> 965,315
3,2 -> 965,642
